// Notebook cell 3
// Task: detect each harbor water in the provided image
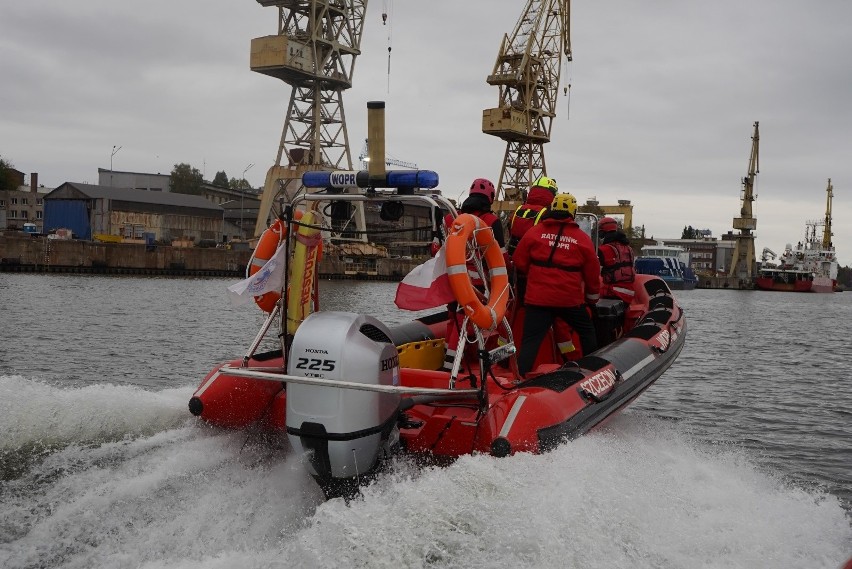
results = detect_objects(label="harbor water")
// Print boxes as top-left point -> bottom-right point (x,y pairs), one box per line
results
1,274 -> 850,568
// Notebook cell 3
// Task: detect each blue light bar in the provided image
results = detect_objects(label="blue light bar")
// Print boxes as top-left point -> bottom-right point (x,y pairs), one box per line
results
302,169 -> 439,190
386,170 -> 439,189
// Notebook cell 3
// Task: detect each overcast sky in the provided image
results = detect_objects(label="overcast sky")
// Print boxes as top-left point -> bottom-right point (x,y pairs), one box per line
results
2,1 -> 851,264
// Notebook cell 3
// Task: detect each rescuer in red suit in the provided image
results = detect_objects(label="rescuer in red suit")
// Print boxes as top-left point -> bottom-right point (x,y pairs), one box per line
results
443,178 -> 505,253
506,175 -> 575,357
442,178 -> 506,371
513,193 -> 601,376
507,175 -> 558,256
597,216 -> 636,304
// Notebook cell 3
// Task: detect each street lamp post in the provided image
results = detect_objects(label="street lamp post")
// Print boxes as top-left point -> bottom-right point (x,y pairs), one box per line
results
110,145 -> 122,187
221,199 -> 237,244
240,163 -> 254,240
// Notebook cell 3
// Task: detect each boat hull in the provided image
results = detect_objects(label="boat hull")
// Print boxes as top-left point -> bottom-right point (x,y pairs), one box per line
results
190,276 -> 686,465
635,253 -> 696,291
398,317 -> 686,458
660,277 -> 687,290
811,276 -> 836,293
188,351 -> 285,429
665,278 -> 697,291
754,277 -> 813,292
755,274 -> 835,293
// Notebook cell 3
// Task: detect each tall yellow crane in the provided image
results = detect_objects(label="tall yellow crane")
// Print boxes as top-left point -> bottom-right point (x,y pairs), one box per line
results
249,0 -> 368,238
728,121 -> 759,280
482,0 -> 571,211
822,178 -> 833,249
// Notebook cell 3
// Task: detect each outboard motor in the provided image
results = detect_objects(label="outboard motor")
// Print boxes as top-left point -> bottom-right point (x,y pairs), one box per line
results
286,311 -> 401,498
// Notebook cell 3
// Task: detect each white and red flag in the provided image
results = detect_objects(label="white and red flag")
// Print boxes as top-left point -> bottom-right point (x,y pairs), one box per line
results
394,246 -> 455,311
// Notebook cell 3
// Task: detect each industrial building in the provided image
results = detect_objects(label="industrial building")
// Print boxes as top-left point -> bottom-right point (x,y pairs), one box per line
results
97,168 -> 170,192
96,168 -> 262,241
654,236 -> 735,275
0,172 -> 51,233
43,183 -> 224,243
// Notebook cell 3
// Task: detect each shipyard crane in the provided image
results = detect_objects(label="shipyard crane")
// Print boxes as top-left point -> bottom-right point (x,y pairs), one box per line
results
728,121 -> 759,280
822,178 -> 833,248
249,0 -> 368,240
482,0 -> 571,211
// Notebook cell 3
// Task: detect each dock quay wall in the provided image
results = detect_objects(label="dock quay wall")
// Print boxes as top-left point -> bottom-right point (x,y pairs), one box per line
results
0,233 -> 419,280
696,275 -> 755,290
0,233 -> 251,277
0,234 -> 766,288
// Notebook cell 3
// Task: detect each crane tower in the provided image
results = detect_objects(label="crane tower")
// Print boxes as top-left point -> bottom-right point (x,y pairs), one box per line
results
822,178 -> 833,249
249,0 -> 367,239
728,121 -> 759,280
482,0 -> 571,211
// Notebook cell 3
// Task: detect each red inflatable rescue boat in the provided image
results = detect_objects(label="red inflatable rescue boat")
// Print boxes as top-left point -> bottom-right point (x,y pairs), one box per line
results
190,177 -> 687,499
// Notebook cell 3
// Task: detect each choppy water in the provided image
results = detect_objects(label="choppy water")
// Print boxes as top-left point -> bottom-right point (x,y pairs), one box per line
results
1,274 -> 850,568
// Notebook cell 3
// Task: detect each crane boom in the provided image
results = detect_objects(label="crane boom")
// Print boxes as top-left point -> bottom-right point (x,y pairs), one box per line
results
737,121 -> 759,224
482,0 -> 571,210
728,121 -> 759,280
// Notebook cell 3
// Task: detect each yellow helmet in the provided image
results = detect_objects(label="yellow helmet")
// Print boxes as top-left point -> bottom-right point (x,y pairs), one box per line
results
532,175 -> 558,194
551,193 -> 578,216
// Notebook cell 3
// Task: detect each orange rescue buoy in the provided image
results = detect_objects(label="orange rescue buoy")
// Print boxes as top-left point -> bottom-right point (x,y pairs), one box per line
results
249,217 -> 288,312
445,213 -> 510,330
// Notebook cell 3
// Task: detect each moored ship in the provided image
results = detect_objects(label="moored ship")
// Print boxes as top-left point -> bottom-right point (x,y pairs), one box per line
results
755,179 -> 838,293
634,243 -> 697,291
755,239 -> 837,293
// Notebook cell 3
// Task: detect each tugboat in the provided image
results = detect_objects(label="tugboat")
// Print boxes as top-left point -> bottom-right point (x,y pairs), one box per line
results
188,104 -> 688,498
755,179 -> 838,293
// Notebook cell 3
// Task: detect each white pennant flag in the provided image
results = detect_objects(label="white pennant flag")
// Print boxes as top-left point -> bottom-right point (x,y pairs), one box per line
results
227,244 -> 288,306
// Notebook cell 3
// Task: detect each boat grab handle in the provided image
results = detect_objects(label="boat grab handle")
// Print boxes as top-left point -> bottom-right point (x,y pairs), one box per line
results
220,365 -> 480,396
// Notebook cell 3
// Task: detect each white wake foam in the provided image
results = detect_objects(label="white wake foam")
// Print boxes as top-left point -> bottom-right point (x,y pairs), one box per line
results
1,388 -> 849,569
280,416 -> 850,569
0,375 -> 193,452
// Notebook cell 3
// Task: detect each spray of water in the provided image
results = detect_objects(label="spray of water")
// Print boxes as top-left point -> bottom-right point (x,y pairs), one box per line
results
1,375 -> 849,569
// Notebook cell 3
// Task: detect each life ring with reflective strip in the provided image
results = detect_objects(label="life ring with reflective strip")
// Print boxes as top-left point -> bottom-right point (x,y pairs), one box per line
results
445,213 -> 510,330
249,218 -> 288,312
286,210 -> 322,334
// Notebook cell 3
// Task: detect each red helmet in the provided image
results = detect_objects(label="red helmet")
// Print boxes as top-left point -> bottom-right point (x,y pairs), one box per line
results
599,217 -> 619,233
469,178 -> 496,203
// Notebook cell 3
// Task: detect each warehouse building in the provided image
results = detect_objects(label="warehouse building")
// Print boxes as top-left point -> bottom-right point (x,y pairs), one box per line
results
97,168 -> 170,192
43,183 -> 223,243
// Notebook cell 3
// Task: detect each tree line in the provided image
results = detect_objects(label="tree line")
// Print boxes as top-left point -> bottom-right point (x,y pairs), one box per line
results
1,156 -> 253,196
0,156 -> 19,192
168,163 -> 254,195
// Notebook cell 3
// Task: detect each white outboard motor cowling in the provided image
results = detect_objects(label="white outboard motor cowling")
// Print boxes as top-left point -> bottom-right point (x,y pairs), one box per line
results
286,312 -> 401,492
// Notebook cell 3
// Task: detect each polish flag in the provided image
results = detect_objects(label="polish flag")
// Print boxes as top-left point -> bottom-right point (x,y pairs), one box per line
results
394,246 -> 456,311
